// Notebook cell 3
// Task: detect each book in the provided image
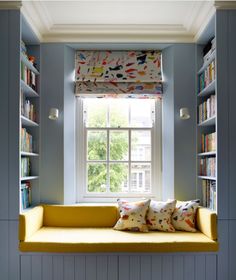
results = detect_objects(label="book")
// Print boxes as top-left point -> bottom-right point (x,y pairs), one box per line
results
21,181 -> 32,209
198,94 -> 216,123
202,179 -> 216,210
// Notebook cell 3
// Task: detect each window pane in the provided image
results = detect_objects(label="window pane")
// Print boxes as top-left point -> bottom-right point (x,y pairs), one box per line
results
87,163 -> 107,192
131,130 -> 151,161
109,99 -> 129,127
87,131 -> 107,160
131,163 -> 151,192
85,99 -> 107,127
130,99 -> 154,127
110,130 -> 128,160
110,163 -> 128,193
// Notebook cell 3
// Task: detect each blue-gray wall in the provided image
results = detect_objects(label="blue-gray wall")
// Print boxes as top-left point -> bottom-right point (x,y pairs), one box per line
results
40,44 -> 76,204
162,44 -> 196,200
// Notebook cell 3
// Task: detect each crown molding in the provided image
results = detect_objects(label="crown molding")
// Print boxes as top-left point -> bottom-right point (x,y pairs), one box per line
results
0,1 -> 21,9
215,1 -> 236,9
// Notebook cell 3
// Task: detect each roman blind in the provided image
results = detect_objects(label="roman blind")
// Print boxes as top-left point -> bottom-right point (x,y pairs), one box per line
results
75,50 -> 162,98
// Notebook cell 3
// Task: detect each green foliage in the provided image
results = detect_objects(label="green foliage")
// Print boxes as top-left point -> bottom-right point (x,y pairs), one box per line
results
87,104 -> 129,193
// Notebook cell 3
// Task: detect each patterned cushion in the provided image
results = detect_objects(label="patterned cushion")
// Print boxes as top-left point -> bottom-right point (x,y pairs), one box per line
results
113,199 -> 150,232
146,199 -> 176,232
172,200 -> 200,232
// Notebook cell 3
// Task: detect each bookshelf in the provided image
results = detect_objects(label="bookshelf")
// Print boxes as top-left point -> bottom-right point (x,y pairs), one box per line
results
19,16 -> 41,212
196,16 -> 217,212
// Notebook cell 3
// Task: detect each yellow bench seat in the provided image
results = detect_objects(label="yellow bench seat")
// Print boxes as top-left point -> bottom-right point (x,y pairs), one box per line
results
19,204 -> 218,253
19,227 -> 218,253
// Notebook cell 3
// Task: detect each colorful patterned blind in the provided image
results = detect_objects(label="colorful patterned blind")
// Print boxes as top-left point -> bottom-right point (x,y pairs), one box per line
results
75,50 -> 162,98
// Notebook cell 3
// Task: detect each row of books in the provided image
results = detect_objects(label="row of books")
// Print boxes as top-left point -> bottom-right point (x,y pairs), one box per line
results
201,132 -> 216,153
198,95 -> 216,123
20,182 -> 32,209
199,157 -> 216,178
21,90 -> 37,122
21,157 -> 31,178
202,179 -> 216,211
21,61 -> 37,91
203,37 -> 216,64
21,128 -> 33,153
198,60 -> 216,92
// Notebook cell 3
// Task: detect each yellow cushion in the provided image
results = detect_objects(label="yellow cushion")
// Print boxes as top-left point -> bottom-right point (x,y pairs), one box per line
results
43,205 -> 119,227
19,206 -> 44,241
19,227 -> 218,253
196,207 -> 217,240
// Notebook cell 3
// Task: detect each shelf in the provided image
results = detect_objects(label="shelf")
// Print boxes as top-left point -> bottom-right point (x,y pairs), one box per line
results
21,80 -> 39,97
198,176 -> 216,180
21,176 -> 39,181
198,49 -> 216,75
21,115 -> 39,127
21,151 -> 39,157
198,116 -> 216,127
198,151 -> 216,156
198,80 -> 216,98
21,53 -> 40,75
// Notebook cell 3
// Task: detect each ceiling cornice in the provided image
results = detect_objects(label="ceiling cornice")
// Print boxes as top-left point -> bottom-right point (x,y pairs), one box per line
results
0,1 -> 21,9
8,0 -> 236,43
215,1 -> 236,9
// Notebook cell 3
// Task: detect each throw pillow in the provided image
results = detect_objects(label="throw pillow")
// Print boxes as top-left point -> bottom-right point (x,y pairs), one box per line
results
171,199 -> 200,232
146,199 -> 176,232
113,199 -> 150,232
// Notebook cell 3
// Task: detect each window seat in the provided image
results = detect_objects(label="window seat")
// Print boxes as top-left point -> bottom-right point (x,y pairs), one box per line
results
19,205 -> 218,253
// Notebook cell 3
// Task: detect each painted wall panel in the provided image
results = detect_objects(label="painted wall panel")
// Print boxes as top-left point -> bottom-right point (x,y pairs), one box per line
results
173,44 -> 196,200
53,256 -> 63,280
63,45 -> 76,204
119,256 -> 130,280
183,256 -> 194,280
206,255 -> 217,280
228,11 -> 236,219
0,222 -> 9,280
195,255 -> 206,280
173,256 -> 184,280
75,256 -> 86,280
229,220 -> 236,280
97,256 -> 108,280
9,221 -> 20,280
85,256 -> 96,280
64,256 -> 75,280
151,255 -> 162,280
0,10 -> 9,220
21,256 -> 31,280
40,44 -> 65,204
107,256 -> 118,280
216,10 -> 229,219
8,10 -> 21,220
140,256 -> 151,280
32,256 -> 42,280
42,256 -> 53,280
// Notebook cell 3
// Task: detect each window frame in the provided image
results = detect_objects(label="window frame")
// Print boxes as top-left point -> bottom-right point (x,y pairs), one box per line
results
76,98 -> 162,202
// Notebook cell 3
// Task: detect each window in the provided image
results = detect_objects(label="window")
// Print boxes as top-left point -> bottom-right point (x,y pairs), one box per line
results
76,98 -> 162,202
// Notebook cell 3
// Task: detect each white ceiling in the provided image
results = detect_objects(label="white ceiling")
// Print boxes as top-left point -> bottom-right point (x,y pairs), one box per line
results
17,0 -> 235,42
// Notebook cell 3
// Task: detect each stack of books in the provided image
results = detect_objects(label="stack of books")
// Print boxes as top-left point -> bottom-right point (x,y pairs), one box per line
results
21,157 -> 31,178
198,95 -> 216,123
199,157 -> 216,177
201,132 -> 216,152
21,61 -> 37,91
21,182 -> 32,209
21,128 -> 33,152
202,179 -> 216,210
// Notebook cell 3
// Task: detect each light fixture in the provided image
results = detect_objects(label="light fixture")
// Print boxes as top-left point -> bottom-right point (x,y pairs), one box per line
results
48,108 -> 59,120
180,107 -> 190,120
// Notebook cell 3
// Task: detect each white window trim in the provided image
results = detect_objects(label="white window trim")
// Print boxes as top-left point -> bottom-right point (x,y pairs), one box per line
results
76,98 -> 162,203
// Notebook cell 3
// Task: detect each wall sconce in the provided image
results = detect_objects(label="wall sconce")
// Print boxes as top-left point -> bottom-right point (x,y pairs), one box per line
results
48,108 -> 59,120
180,107 -> 190,120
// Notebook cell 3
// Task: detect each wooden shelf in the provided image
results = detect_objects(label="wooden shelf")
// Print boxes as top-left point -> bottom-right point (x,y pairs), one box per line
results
21,176 -> 39,181
198,80 -> 216,98
21,53 -> 40,75
198,176 -> 216,180
198,115 -> 216,127
21,80 -> 39,98
21,115 -> 39,127
198,50 -> 216,75
21,151 -> 39,157
198,151 -> 216,156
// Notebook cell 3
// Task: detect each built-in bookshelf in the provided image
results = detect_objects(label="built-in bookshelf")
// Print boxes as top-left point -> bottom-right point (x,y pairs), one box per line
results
19,16 -> 40,212
197,16 -> 217,212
